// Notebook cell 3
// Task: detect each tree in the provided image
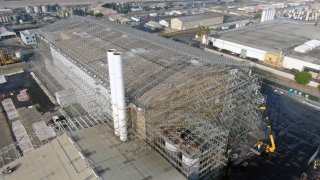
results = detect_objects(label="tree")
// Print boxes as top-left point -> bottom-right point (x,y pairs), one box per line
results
254,13 -> 261,19
294,71 -> 312,85
95,13 -> 103,17
120,8 -> 128,14
155,7 -> 161,11
196,26 -> 210,45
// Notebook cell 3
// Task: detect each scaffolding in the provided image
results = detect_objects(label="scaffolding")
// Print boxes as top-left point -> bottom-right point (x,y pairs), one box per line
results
31,16 -> 264,179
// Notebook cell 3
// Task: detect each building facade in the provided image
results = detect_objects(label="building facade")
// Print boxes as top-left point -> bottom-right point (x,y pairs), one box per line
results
20,30 -> 36,45
171,13 -> 224,30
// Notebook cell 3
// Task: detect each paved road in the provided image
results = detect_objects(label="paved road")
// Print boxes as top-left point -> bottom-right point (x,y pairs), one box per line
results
205,48 -> 319,88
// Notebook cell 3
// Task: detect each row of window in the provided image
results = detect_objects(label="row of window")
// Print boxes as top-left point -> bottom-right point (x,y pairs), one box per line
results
25,36 -> 36,40
26,40 -> 36,44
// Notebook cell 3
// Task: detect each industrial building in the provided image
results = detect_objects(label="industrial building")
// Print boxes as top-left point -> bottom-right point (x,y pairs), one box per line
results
92,7 -> 117,16
108,15 -> 130,24
144,21 -> 163,31
159,19 -> 170,27
260,8 -> 275,23
20,30 -> 36,45
0,26 -> 16,40
209,22 -> 320,79
171,13 -> 224,30
2,16 -> 265,179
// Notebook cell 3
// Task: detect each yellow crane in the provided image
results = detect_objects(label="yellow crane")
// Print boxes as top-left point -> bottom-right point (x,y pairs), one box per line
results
253,105 -> 276,154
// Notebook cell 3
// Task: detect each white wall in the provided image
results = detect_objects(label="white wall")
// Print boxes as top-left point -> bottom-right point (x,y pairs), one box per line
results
20,31 -> 36,45
159,20 -> 169,27
209,37 -> 266,61
209,37 -> 320,77
283,56 -> 320,71
50,47 -> 112,113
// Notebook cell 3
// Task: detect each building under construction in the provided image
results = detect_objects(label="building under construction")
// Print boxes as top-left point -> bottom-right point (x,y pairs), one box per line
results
30,16 -> 264,179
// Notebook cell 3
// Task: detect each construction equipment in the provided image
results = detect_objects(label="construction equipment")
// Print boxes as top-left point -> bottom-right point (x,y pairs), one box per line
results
251,105 -> 276,154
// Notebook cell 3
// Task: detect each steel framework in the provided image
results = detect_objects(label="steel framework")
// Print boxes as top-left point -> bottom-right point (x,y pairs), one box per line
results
31,16 -> 264,179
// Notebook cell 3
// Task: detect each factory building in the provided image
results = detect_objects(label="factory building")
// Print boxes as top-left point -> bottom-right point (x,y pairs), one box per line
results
29,17 -> 264,179
20,30 -> 36,45
261,8 -> 275,23
144,21 -> 163,31
0,26 -> 16,40
159,19 -> 170,27
92,7 -> 117,16
108,15 -> 130,24
171,13 -> 224,30
209,22 -> 320,80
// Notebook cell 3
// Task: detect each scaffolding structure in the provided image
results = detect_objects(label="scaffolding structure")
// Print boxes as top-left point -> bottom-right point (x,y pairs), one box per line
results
31,16 -> 264,179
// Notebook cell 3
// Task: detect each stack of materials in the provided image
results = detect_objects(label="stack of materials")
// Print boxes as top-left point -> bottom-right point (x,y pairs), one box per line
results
12,120 -> 34,155
32,121 -> 56,141
1,98 -> 19,120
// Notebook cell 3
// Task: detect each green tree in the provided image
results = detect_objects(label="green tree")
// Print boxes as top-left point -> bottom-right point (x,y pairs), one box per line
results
254,13 -> 261,19
294,71 -> 312,85
120,8 -> 128,14
95,13 -> 103,17
155,7 -> 161,11
196,26 -> 210,45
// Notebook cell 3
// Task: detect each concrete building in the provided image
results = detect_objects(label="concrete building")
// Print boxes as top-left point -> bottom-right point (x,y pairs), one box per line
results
92,7 -> 117,16
261,8 -> 275,23
208,22 -> 320,79
108,15 -> 130,24
171,13 -> 224,30
144,21 -> 163,31
20,30 -> 36,45
0,26 -> 16,40
159,19 -> 170,27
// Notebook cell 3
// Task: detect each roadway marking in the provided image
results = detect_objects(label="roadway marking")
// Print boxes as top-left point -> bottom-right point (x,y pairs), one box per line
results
302,101 -> 320,110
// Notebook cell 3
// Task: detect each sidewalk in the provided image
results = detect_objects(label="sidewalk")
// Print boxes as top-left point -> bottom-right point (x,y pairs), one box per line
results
205,48 -> 320,98
254,68 -> 320,99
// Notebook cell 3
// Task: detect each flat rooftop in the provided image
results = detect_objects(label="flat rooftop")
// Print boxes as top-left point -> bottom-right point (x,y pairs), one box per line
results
0,134 -> 95,180
70,125 -> 186,180
176,12 -> 223,22
212,21 -> 320,65
0,124 -> 185,180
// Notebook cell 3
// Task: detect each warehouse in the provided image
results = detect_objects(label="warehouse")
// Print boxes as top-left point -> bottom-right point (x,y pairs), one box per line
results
144,20 -> 163,31
171,13 -> 224,30
208,22 -> 320,78
0,26 -> 16,40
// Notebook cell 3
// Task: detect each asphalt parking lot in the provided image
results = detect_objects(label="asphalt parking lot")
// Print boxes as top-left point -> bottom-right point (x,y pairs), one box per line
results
228,83 -> 320,180
0,72 -> 61,150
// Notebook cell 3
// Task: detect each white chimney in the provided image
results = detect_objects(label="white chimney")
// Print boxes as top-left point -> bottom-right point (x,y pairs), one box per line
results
113,52 -> 127,142
107,49 -> 120,137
